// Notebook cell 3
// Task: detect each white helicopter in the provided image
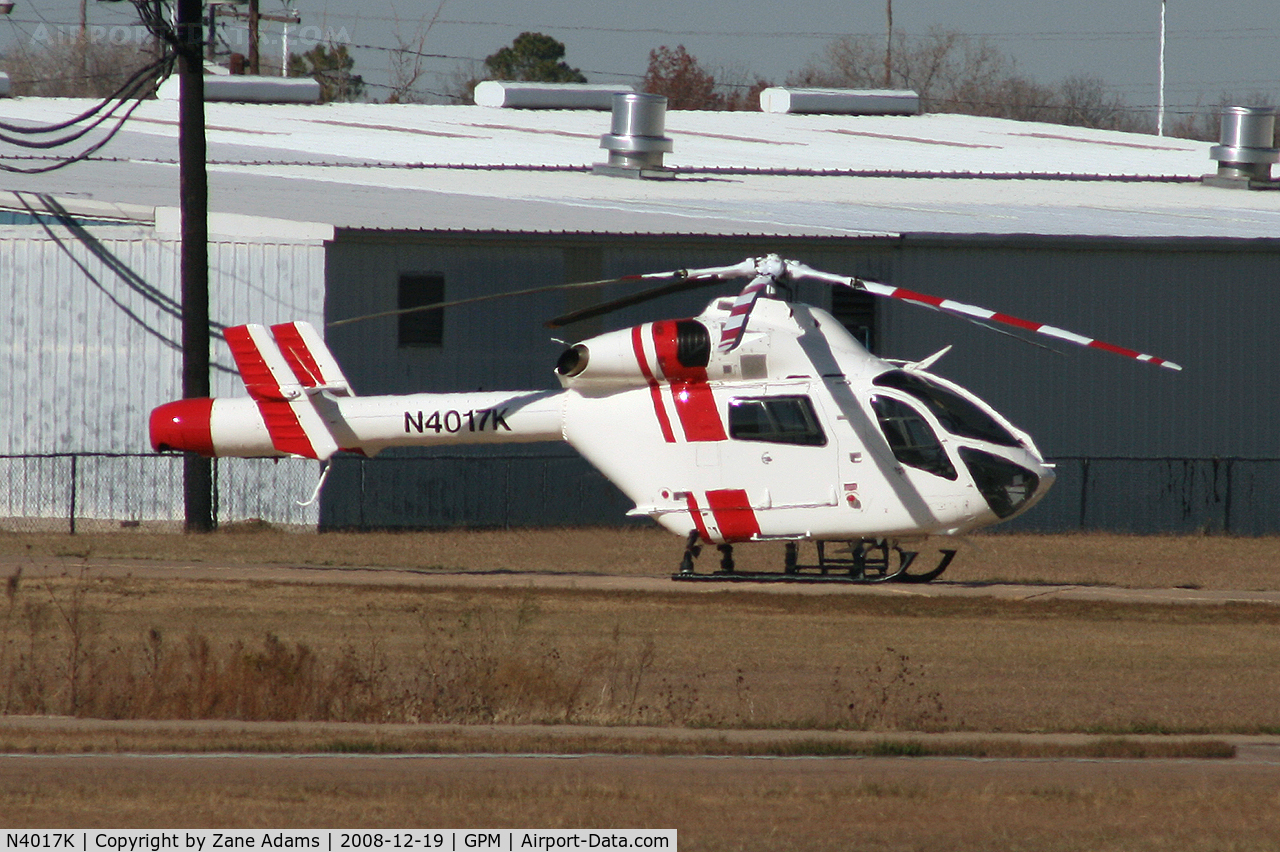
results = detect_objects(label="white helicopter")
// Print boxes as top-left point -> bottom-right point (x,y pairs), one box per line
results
150,255 -> 1180,583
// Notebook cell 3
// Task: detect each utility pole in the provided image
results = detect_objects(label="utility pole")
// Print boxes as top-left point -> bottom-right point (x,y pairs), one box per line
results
209,1 -> 299,73
248,0 -> 259,74
205,2 -> 217,62
78,0 -> 88,86
1157,0 -> 1167,136
884,0 -> 893,88
177,0 -> 213,532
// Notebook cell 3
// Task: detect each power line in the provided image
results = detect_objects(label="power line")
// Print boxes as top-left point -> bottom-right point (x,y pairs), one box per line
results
258,10 -> 1280,43
9,13 -> 1280,46
12,191 -> 236,374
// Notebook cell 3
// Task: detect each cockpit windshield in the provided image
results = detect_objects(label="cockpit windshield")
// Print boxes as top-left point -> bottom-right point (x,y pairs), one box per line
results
870,395 -> 958,480
873,370 -> 1021,447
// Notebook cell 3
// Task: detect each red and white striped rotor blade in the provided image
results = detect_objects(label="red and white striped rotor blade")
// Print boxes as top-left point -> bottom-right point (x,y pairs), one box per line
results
782,260 -> 1181,372
717,274 -> 773,352
856,280 -> 1182,371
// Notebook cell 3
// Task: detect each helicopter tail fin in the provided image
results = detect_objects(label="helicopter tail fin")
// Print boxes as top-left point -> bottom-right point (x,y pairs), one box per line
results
222,322 -> 350,460
225,322 -> 353,402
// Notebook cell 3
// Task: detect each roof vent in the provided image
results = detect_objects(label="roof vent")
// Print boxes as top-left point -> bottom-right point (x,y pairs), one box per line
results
1205,106 -> 1279,189
759,87 -> 919,116
593,92 -> 674,180
156,75 -> 320,104
474,81 -> 634,110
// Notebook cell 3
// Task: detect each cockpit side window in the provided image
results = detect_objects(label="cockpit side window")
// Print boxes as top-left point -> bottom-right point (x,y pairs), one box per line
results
871,395 -> 958,480
728,396 -> 827,447
873,370 -> 1021,447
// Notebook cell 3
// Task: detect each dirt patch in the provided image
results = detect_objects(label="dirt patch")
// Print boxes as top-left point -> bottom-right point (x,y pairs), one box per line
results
4,528 -> 1280,590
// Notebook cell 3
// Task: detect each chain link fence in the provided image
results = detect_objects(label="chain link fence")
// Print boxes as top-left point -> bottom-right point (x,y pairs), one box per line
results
1007,456 -> 1280,536
0,453 -> 320,532
3,453 -> 1279,535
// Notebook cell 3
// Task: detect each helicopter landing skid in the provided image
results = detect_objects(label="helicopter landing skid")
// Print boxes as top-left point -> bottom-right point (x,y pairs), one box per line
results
673,538 -> 956,584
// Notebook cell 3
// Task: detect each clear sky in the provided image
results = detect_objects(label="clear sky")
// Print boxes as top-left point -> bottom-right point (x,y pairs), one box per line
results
5,0 -> 1278,124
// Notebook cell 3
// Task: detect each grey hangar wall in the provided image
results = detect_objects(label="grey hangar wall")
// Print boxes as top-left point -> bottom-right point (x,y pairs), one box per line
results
316,232 -> 1280,535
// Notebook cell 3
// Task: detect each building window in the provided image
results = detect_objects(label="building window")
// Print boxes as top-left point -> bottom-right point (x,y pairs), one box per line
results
831,285 -> 875,351
398,273 -> 444,348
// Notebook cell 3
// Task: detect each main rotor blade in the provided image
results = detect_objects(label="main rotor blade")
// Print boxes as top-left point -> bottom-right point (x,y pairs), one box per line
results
327,279 -> 613,329
547,275 -> 720,328
329,259 -> 761,331
545,257 -> 760,328
783,261 -> 1182,372
860,280 -> 1183,371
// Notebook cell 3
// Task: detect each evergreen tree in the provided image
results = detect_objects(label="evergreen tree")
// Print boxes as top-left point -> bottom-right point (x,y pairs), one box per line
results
483,32 -> 586,83
288,43 -> 365,103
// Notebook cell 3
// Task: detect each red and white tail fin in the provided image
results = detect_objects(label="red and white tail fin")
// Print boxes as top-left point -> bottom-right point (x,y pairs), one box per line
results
270,321 -> 353,396
224,322 -> 352,402
223,321 -> 351,460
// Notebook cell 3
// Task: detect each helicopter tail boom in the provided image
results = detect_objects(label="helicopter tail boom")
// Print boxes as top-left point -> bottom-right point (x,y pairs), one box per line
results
151,322 -> 568,460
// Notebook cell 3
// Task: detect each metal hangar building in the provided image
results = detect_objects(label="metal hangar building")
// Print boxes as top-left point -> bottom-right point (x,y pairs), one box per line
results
2,86 -> 1278,533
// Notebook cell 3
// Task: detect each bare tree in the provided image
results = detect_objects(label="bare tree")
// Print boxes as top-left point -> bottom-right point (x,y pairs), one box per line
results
788,33 -> 884,90
790,29 -> 1014,115
712,60 -> 772,111
385,0 -> 448,104
0,40 -> 157,98
441,58 -> 485,105
789,28 -> 1146,132
1051,75 -> 1143,132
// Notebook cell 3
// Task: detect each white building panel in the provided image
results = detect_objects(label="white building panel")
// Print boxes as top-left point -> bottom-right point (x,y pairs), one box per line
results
0,224 -> 326,526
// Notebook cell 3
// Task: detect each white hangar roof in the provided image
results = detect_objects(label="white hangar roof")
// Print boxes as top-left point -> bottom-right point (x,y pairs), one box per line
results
1,97 -> 1278,241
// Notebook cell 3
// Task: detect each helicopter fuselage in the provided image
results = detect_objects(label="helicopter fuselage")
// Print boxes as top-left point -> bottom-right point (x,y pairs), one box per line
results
151,295 -> 1055,544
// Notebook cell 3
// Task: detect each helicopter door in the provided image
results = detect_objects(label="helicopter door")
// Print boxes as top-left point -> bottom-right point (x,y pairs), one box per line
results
723,388 -> 839,511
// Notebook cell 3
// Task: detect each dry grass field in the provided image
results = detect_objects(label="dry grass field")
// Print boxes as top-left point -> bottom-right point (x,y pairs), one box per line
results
5,751 -> 1280,851
2,528 -> 1280,848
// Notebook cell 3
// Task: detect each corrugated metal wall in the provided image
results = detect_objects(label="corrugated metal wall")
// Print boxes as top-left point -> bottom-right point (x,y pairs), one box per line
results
0,224 -> 327,525
882,239 -> 1280,459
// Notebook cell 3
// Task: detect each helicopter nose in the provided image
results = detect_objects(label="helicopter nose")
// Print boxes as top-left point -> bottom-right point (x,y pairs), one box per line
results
1035,459 -> 1058,495
959,447 -> 1052,521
